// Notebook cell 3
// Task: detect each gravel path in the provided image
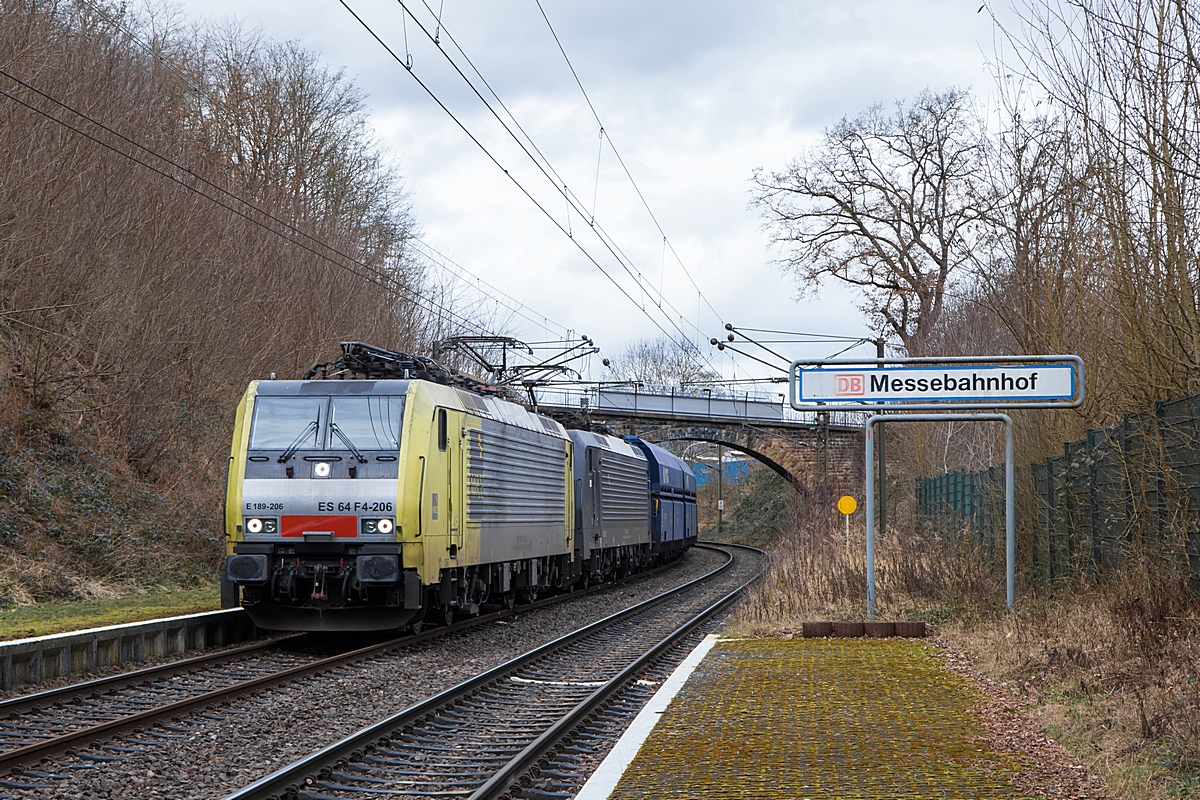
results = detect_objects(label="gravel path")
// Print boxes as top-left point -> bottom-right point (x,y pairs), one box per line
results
12,547 -> 726,799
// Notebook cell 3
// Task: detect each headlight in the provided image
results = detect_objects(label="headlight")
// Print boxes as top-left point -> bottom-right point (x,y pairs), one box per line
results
263,518 -> 278,534
313,462 -> 331,478
361,518 -> 395,536
246,518 -> 263,534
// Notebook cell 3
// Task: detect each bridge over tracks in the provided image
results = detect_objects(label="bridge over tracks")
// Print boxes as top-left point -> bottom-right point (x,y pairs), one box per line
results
532,387 -> 864,490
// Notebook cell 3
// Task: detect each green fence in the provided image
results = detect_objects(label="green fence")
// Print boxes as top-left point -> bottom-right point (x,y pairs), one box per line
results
917,393 -> 1200,589
914,466 -> 1006,553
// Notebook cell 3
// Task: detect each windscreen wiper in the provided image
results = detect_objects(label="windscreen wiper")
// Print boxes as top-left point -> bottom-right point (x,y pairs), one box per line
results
278,420 -> 319,464
329,422 -> 369,463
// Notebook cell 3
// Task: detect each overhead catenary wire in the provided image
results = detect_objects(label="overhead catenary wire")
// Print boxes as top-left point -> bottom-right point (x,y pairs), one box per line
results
409,0 -> 717,355
63,4 -> 506,339
397,0 -> 722,371
726,326 -> 867,340
75,0 -> 824,389
724,325 -> 791,365
739,338 -> 873,344
342,1 -> 716,371
0,69 -> 495,339
75,0 -> 847,389
409,238 -> 571,338
533,0 -> 725,325
824,338 -> 876,360
710,341 -> 789,372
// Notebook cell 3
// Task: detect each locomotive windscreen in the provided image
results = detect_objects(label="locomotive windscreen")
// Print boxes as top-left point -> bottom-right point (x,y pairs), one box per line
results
328,396 -> 404,449
249,395 -> 405,450
248,397 -> 325,450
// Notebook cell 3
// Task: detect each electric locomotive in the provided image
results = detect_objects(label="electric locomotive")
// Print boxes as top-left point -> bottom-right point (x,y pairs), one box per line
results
222,343 -> 696,632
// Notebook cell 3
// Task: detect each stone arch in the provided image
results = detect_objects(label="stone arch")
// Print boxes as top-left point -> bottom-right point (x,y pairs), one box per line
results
647,430 -> 804,491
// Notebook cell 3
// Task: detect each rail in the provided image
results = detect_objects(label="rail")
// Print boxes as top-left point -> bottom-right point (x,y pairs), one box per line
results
222,544 -> 763,800
0,556 -> 688,778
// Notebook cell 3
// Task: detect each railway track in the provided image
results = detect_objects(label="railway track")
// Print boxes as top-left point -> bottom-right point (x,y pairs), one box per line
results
0,550 -> 709,791
224,543 -> 765,800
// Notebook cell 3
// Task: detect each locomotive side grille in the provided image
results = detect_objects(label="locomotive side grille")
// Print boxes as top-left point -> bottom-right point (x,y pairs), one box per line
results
466,421 -> 566,525
598,453 -> 651,523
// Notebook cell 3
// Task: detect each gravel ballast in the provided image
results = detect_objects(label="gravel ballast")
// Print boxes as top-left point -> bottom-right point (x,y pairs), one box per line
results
13,547 -> 728,799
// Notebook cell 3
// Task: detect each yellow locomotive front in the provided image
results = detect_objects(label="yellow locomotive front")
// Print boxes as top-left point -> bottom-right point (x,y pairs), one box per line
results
223,379 -> 420,631
222,367 -> 577,632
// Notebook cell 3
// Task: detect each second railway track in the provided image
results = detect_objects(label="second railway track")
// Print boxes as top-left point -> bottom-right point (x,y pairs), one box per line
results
0,546 -> 739,798
226,543 -> 765,800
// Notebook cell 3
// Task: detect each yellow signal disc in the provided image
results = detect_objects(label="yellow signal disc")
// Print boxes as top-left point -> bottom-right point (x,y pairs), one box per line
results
837,495 -> 857,515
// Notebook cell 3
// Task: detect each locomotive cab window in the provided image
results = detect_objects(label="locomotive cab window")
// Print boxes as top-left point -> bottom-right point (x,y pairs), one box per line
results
437,409 -> 448,452
329,396 -> 405,450
249,397 -> 325,450
250,395 -> 405,453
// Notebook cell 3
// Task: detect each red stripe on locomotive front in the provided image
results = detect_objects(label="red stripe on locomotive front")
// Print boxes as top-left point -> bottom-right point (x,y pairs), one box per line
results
280,515 -> 358,538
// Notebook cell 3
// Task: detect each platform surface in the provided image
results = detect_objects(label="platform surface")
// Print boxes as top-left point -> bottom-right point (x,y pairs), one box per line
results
605,637 -> 1025,799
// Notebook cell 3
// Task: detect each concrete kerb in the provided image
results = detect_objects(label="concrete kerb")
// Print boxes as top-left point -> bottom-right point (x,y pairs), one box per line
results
0,608 -> 258,691
575,633 -> 720,800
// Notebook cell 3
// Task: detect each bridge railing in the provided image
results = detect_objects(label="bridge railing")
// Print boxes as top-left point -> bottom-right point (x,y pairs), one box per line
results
531,385 -> 868,429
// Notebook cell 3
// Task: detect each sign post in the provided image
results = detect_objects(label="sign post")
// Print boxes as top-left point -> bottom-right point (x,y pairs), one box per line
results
837,495 -> 856,554
789,355 -> 1083,617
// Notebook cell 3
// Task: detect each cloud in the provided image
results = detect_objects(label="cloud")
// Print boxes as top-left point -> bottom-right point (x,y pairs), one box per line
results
174,0 -> 1009,372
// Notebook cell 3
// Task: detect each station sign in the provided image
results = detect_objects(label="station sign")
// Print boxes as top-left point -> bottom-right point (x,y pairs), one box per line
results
789,356 -> 1082,411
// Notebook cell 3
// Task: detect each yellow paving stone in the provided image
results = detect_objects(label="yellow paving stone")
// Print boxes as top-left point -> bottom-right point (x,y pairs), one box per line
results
609,638 -> 1029,800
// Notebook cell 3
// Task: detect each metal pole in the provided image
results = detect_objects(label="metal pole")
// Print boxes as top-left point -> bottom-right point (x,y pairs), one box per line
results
876,339 -> 886,542
717,444 -> 723,538
1005,416 -> 1015,608
864,412 -> 1015,619
865,422 -> 876,617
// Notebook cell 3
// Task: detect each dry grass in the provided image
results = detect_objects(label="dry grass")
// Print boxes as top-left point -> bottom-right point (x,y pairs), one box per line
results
0,404 -> 220,608
942,558 -> 1200,800
737,489 -> 1200,799
0,3 -> 447,607
732,486 -> 1004,634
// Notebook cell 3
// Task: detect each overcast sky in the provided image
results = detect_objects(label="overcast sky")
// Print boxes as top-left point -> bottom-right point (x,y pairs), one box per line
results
174,0 -> 1011,385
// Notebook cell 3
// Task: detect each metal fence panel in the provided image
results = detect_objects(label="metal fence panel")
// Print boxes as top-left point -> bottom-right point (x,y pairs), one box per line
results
916,390 -> 1200,591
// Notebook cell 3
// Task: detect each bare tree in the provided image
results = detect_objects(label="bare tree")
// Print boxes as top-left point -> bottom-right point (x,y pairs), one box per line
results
997,0 -> 1200,404
753,88 -> 987,356
0,4 -> 439,463
607,336 -> 717,389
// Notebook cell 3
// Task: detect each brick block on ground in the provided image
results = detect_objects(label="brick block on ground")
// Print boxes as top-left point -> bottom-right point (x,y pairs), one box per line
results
802,621 -> 833,638
831,621 -> 864,637
863,621 -> 895,638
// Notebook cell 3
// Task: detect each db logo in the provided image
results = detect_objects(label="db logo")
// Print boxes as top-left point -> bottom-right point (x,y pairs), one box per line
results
835,374 -> 864,396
